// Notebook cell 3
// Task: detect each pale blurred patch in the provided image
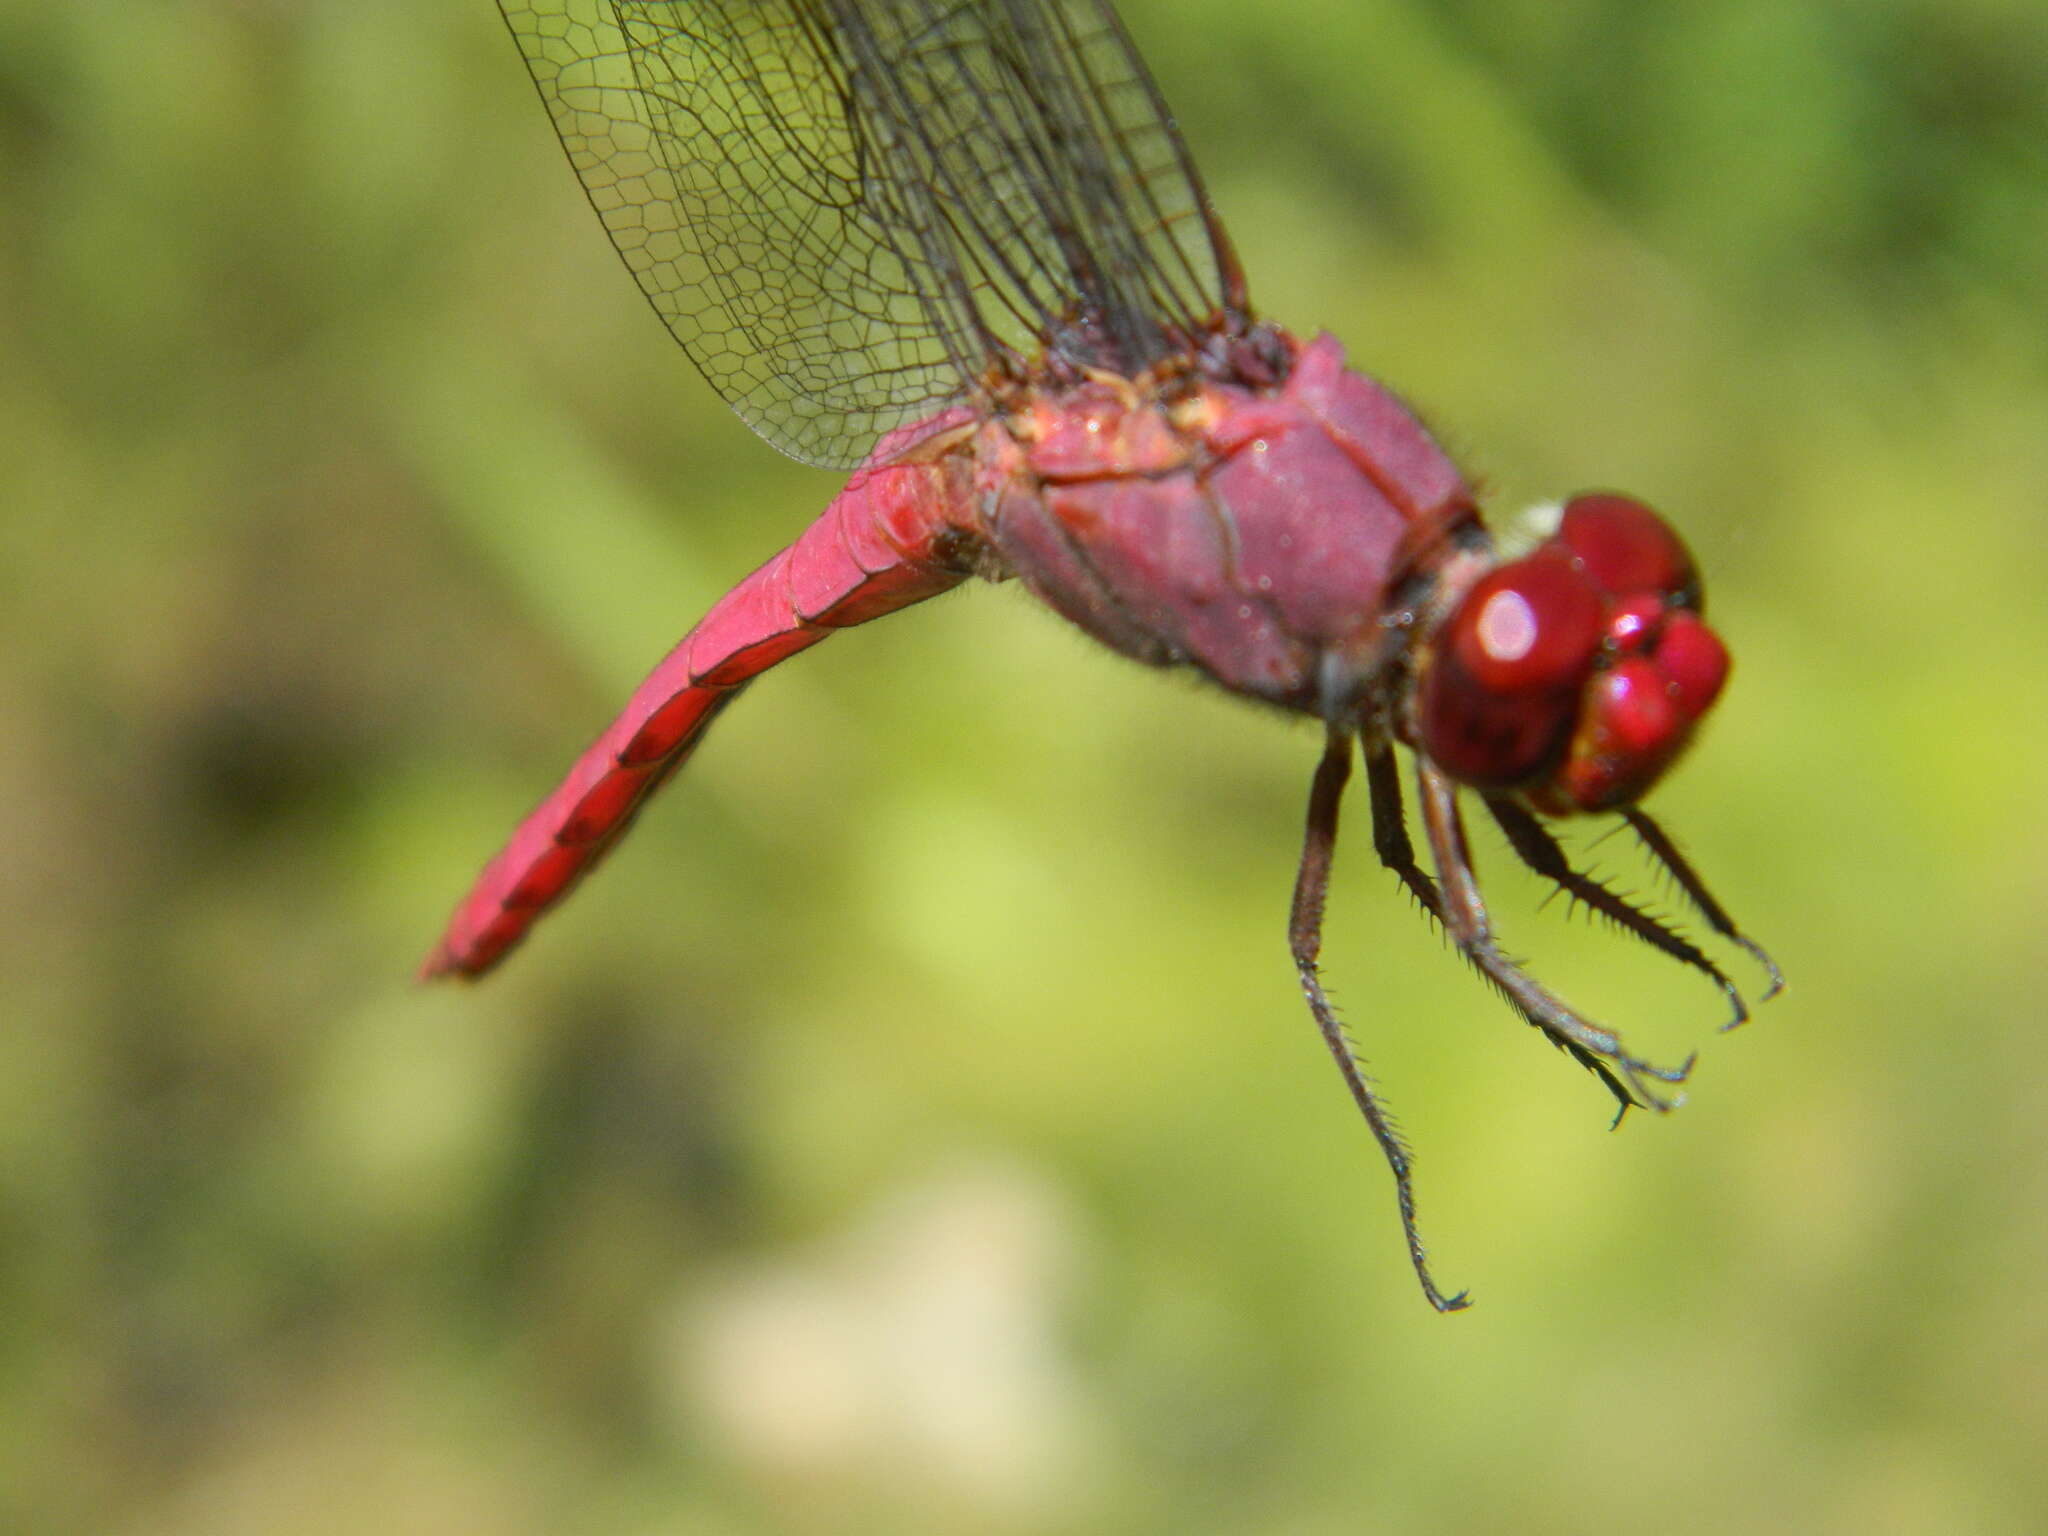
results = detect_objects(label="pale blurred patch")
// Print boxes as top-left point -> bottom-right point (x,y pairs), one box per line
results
654,1158 -> 1100,1518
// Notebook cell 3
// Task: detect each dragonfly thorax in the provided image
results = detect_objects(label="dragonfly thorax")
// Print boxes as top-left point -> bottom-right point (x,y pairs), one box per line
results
975,331 -> 1479,712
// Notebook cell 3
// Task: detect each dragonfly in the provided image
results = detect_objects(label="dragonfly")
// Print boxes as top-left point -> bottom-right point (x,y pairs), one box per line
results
427,0 -> 1781,1309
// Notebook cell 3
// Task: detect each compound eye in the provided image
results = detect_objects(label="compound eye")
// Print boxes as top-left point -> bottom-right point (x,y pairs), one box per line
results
1588,658 -> 1679,756
1420,552 -> 1607,789
1559,494 -> 1699,602
1450,550 -> 1605,695
1656,610 -> 1730,715
1550,611 -> 1734,812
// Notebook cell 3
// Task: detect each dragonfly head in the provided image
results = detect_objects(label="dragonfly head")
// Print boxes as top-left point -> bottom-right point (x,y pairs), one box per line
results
1415,494 -> 1729,813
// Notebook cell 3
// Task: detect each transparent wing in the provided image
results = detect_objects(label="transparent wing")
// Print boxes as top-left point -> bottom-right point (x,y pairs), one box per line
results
497,0 -> 1241,469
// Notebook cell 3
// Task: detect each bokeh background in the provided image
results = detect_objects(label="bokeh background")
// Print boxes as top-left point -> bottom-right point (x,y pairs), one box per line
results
5,0 -> 2046,1530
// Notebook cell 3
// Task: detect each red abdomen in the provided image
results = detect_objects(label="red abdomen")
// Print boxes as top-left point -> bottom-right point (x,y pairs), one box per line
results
982,331 -> 1476,710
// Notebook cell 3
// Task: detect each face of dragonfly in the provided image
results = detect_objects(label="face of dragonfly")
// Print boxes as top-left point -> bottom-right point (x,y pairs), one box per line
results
1415,494 -> 1731,814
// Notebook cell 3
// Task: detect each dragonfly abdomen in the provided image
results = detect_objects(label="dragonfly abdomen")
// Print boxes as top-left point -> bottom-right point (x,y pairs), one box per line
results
423,413 -> 981,979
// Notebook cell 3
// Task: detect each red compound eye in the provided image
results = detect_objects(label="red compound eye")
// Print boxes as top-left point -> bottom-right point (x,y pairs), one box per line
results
1655,611 -> 1730,715
1449,551 -> 1605,695
1559,494 -> 1698,601
1606,593 -> 1666,654
1422,498 -> 1733,804
1427,493 -> 1733,812
1589,658 -> 1678,755
1548,612 -> 1734,812
1420,551 -> 1606,788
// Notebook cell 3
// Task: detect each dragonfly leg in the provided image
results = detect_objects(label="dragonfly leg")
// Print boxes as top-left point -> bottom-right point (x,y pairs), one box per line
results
1292,727 -> 1469,1312
1622,807 -> 1784,1013
1361,737 -> 1443,919
1414,760 -> 1694,1113
1484,796 -> 1748,1032
1363,744 -> 1634,1123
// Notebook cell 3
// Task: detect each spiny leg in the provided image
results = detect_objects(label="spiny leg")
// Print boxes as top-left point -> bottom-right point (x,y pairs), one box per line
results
1415,759 -> 1694,1112
1292,727 -> 1469,1312
1362,738 -> 1444,917
1485,796 -> 1748,1031
1622,806 -> 1784,1011
1364,744 -> 1634,1124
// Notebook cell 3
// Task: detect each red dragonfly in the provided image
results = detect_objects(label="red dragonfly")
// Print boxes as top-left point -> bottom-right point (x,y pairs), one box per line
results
428,0 -> 1780,1308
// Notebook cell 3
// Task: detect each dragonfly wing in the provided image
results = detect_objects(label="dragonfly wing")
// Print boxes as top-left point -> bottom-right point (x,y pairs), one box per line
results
495,0 -> 1242,469
498,0 -> 965,467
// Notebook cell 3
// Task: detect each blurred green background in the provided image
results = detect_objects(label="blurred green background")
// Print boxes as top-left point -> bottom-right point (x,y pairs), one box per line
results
5,0 -> 2046,1531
